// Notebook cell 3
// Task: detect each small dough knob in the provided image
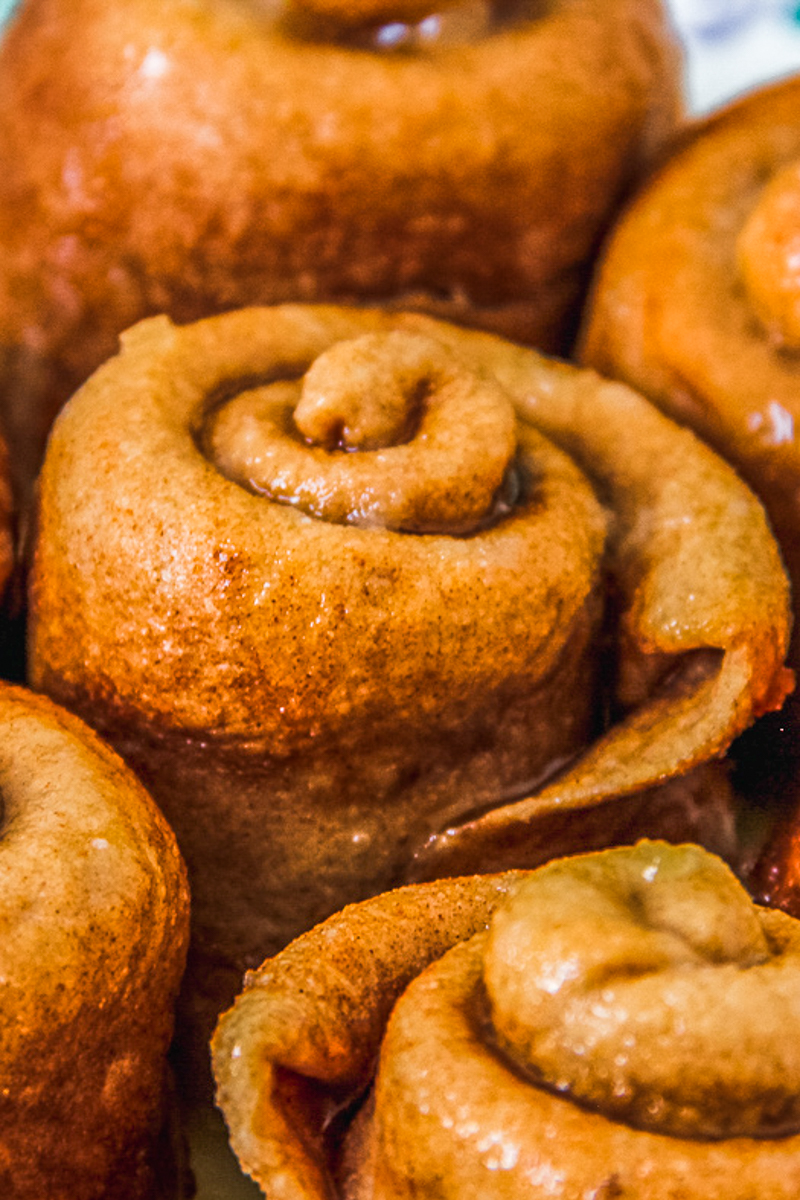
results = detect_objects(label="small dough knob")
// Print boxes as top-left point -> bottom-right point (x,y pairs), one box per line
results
484,842 -> 800,1139
295,331 -> 440,450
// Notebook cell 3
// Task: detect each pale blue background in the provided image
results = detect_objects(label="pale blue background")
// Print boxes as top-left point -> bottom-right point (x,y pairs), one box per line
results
665,0 -> 800,110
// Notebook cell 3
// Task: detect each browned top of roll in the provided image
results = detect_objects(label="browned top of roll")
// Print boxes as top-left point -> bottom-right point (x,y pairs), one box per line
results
213,843 -> 800,1199
29,307 -> 607,752
0,0 -> 681,497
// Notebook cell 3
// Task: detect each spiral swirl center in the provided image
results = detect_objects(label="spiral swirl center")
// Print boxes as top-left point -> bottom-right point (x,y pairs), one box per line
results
207,330 -> 518,533
295,331 -> 440,450
483,842 -> 800,1139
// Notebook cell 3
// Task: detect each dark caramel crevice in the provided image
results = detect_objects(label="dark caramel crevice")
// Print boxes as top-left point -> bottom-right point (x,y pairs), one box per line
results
271,0 -> 543,51
269,1066 -> 381,1200
194,370 -> 305,442
270,1066 -> 355,1190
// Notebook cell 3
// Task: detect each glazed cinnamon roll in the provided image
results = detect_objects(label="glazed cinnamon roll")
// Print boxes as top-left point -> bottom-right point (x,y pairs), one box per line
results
27,305 -> 792,1058
0,0 -> 682,497
213,842 -> 800,1198
581,74 -> 800,802
0,683 -> 189,1200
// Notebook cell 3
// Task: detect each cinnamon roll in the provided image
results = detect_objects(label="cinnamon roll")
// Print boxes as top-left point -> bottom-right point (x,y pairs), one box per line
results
0,683 -> 189,1199
0,0 -> 682,497
581,74 -> 800,803
27,305 -> 792,1058
213,841 -> 800,1198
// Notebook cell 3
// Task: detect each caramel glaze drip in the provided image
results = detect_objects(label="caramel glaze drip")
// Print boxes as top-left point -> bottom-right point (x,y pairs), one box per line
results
207,331 -> 519,533
484,842 -> 800,1140
738,160 -> 800,348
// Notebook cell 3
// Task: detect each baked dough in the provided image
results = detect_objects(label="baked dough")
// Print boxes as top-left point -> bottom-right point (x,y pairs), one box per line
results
26,305 -> 792,1067
213,842 -> 800,1199
0,684 -> 189,1199
581,74 -> 800,802
0,0 -> 681,495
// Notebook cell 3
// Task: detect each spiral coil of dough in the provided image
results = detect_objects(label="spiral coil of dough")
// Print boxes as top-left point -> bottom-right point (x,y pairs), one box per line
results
484,844 -> 800,1140
29,306 -> 611,1062
213,844 -> 800,1200
207,330 -> 518,532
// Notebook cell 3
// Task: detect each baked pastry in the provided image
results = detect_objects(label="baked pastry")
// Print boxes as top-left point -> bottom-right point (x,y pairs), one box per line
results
26,304 -> 792,1060
580,74 -> 800,797
581,74 -> 800,578
0,682 -> 189,1200
0,0 -> 682,497
213,841 -> 800,1198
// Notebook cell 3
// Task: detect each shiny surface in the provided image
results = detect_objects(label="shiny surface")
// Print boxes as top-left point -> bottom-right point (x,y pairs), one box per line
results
0,0 -> 681,499
208,330 -> 518,532
36,301 -> 787,1154
213,848 -> 800,1199
485,843 -> 800,1139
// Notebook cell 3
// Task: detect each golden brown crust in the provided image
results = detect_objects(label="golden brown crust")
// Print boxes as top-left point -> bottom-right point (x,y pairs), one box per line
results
483,845 -> 800,1140
214,845 -> 800,1200
581,75 -> 800,537
27,304 -> 792,1065
0,683 -> 190,1200
736,159 -> 800,348
28,306 -> 609,1056
212,872 -> 524,1198
580,75 -> 800,803
0,0 -> 682,495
